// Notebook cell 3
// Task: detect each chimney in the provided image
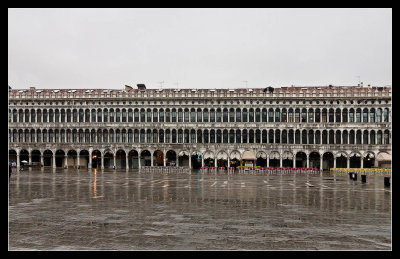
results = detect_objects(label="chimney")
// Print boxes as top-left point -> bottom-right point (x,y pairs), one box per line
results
368,84 -> 371,89
30,87 -> 35,90
360,82 -> 363,87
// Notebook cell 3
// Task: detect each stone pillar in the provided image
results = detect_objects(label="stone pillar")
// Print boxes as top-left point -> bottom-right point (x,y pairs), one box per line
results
77,154 -> 80,168
306,154 -> 309,168
214,157 -> 217,167
52,154 -> 56,169
279,157 -> 282,167
88,154 -> 92,169
320,156 -> 323,171
151,152 -> 153,167
189,152 -> 192,169
228,157 -> 230,168
138,154 -> 141,169
361,157 -> 364,168
201,155 -> 204,167
16,154 -> 20,169
293,155 -> 297,168
113,155 -> 116,169
333,156 -> 336,168
163,151 -> 166,167
266,155 -> 269,168
126,154 -> 129,169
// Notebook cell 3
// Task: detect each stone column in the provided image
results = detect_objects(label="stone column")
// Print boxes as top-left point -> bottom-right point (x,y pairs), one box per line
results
40,154 -> 44,168
214,157 -> 217,168
293,155 -> 297,168
266,155 -> 269,168
88,154 -> 92,169
113,154 -> 116,169
138,153 -> 141,169
101,154 -> 104,169
189,152 -> 192,169
201,154 -> 204,167
306,154 -> 309,168
279,156 -> 282,167
151,152 -> 153,167
52,154 -> 56,169
16,154 -> 20,169
333,156 -> 336,168
77,154 -> 80,168
228,157 -> 230,168
126,154 -> 129,169
320,156 -> 323,171
163,150 -> 166,167
361,157 -> 364,168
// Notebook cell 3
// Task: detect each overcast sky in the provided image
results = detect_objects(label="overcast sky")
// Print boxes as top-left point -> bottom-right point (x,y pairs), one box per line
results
8,8 -> 392,90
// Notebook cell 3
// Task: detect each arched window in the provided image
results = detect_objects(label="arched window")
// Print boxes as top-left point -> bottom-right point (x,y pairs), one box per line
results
184,129 -> 189,143
262,130 -> 267,143
79,109 -> 83,122
329,109 -> 334,122
282,130 -> 287,144
262,108 -> 267,122
336,130 -> 341,144
25,109 -> 30,122
140,109 -> 145,122
315,108 -> 320,123
370,130 -> 375,144
191,108 -> 196,122
197,108 -> 202,122
230,108 -> 235,122
197,129 -> 202,143
223,129 -> 228,143
255,129 -> 261,143
216,108 -> 222,122
322,109 -> 327,123
153,108 -> 158,122
249,108 -> 254,122
249,129 -> 254,143
38,109 -> 43,122
166,108 -> 170,122
369,108 -> 375,123
269,129 -> 274,144
335,108 -> 341,122
121,109 -> 127,122
141,129 -> 146,143
184,108 -> 189,122
210,109 -> 215,122
315,130 -> 321,144
134,109 -> 139,122
203,129 -> 209,143
216,129 -> 222,143
275,108 -> 280,122
363,108 -> 368,123
85,109 -> 90,122
109,129 -> 114,143
356,108 -> 361,123
191,129 -> 196,143
308,130 -> 314,144
236,129 -> 241,143
43,109 -> 48,122
31,109 -> 36,123
147,108 -> 151,122
159,129 -> 164,143
322,130 -> 327,144
295,109 -> 300,123
236,108 -> 241,122
172,129 -> 177,143
356,130 -> 361,144
177,109 -> 182,122
301,108 -> 307,123
147,129 -> 152,143
229,129 -> 235,143
255,108 -> 260,122
203,109 -> 208,122
363,130 -> 368,144
159,109 -> 164,122
275,129 -> 280,144
329,130 -> 334,144
269,108 -> 274,122
172,108 -> 177,122
349,108 -> 354,122
19,109 -> 23,122
128,129 -> 133,143
116,129 -> 121,143
243,108 -> 248,122
242,129 -> 247,143
210,129 -> 215,143
383,108 -> 389,122
128,109 -> 133,122
116,109 -> 121,122
153,129 -> 157,143
223,108 -> 228,122
165,129 -> 170,143
97,109 -> 102,122
55,109 -> 59,122
384,130 -> 390,144
282,108 -> 287,122
288,109 -> 294,122
302,130 -> 307,144
377,130 -> 382,144
110,109 -> 114,122
288,129 -> 294,144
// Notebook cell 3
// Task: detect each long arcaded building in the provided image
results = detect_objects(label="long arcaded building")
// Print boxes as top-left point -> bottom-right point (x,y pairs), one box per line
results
8,83 -> 392,170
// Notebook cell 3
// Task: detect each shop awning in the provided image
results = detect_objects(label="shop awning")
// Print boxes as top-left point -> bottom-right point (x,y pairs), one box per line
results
377,152 -> 391,161
242,151 -> 256,160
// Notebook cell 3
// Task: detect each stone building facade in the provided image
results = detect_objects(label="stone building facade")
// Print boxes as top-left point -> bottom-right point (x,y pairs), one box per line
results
8,83 -> 392,170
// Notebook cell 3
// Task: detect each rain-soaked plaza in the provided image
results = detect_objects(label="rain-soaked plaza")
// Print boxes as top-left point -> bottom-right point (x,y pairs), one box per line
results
8,168 -> 391,250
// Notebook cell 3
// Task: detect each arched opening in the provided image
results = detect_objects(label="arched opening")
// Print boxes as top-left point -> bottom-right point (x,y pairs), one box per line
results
295,152 -> 307,168
79,150 -> 89,168
191,152 -> 202,169
178,151 -> 189,167
256,151 -> 267,167
203,151 -> 215,167
230,151 -> 241,168
216,151 -> 228,168
128,150 -> 139,169
282,152 -> 293,167
116,150 -> 127,168
43,150 -> 53,167
20,149 -> 29,166
141,150 -> 151,166
269,152 -> 280,168
350,153 -> 361,168
323,152 -> 334,170
336,154 -> 347,168
55,150 -> 65,167
31,150 -> 41,163
363,153 -> 375,168
153,150 -> 164,166
104,151 -> 113,168
166,150 -> 177,166
67,150 -> 77,168
309,152 -> 320,169
92,150 -> 102,168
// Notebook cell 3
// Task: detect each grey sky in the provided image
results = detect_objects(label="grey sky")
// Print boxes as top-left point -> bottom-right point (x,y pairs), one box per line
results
8,8 -> 392,90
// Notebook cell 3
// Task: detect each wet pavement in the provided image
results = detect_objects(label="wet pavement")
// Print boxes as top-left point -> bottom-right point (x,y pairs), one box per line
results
8,168 -> 391,250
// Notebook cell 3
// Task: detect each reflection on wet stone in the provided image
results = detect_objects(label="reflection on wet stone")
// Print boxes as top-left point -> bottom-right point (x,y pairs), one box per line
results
9,169 -> 391,250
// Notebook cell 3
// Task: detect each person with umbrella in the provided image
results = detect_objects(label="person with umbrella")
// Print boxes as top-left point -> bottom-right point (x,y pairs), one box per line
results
20,160 -> 28,171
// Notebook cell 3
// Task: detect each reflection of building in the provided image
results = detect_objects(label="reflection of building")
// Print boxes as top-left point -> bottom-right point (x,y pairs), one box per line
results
8,83 -> 391,170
